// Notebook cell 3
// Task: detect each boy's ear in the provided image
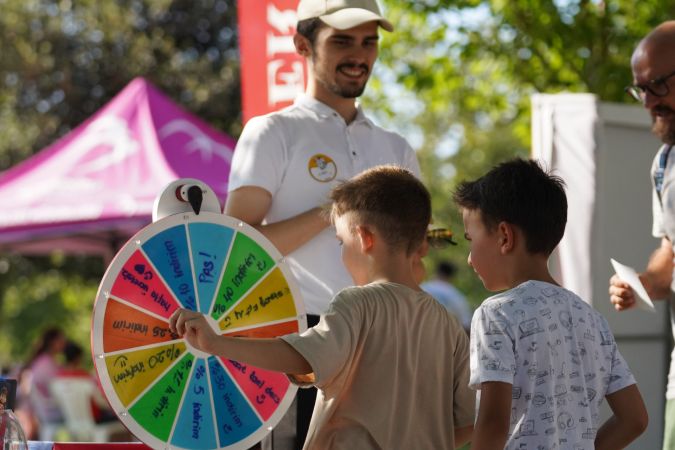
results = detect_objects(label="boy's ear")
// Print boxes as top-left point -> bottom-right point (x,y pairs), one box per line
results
355,225 -> 374,253
497,221 -> 515,254
294,34 -> 312,58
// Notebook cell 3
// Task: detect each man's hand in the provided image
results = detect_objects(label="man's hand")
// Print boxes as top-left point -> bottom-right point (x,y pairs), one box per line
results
609,238 -> 674,310
169,308 -> 219,354
608,275 -> 637,311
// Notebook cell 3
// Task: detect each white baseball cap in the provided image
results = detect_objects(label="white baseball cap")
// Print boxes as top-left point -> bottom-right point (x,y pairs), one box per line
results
297,0 -> 394,32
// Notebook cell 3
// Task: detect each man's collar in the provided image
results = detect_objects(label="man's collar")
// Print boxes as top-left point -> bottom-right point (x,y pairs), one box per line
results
294,94 -> 373,126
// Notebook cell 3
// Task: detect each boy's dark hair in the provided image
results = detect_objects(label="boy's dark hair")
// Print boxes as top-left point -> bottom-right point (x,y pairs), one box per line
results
63,341 -> 83,364
296,18 -> 326,46
330,165 -> 431,255
453,158 -> 567,255
436,261 -> 457,279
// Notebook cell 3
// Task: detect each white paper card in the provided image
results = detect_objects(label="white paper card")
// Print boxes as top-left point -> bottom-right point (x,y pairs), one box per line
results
610,258 -> 656,313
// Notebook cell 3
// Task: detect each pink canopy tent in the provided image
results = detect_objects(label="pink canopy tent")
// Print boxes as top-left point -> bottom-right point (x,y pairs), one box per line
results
0,77 -> 236,261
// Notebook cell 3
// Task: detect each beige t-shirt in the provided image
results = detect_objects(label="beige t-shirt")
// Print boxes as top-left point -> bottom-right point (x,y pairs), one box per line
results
282,282 -> 474,450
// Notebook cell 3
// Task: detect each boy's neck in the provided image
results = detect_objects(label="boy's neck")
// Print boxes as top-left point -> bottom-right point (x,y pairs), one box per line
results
502,253 -> 559,290
365,250 -> 420,291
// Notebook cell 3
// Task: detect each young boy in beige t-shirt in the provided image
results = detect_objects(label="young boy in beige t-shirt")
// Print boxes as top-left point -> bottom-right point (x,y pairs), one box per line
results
170,165 -> 474,449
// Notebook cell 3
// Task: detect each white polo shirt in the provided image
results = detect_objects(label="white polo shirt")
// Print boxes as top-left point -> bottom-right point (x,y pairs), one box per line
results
228,95 -> 420,315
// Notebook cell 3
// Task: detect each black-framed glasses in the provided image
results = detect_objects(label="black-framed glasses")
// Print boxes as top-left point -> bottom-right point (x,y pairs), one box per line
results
625,70 -> 675,102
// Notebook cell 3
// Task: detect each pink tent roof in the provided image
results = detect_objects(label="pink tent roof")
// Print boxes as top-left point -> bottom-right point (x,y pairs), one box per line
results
0,77 -> 235,259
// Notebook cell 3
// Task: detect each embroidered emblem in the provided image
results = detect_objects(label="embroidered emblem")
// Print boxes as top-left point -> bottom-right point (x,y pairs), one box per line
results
308,154 -> 337,182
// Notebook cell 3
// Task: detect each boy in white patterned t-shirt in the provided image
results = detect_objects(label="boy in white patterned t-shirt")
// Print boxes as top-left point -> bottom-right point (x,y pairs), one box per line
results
453,158 -> 648,450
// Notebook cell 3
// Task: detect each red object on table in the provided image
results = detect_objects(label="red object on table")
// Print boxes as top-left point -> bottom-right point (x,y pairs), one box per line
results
53,444 -> 151,450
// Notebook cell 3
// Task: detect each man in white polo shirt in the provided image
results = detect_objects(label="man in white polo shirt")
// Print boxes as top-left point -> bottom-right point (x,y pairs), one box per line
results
225,0 -> 419,448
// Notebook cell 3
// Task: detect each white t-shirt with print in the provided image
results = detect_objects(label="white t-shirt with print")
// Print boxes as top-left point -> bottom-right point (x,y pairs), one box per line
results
470,280 -> 636,450
228,95 -> 420,315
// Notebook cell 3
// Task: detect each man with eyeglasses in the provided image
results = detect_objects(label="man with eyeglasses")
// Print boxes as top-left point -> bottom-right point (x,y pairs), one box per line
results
609,20 -> 675,450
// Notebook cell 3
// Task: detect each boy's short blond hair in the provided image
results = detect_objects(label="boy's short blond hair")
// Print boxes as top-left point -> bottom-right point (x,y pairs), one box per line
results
329,165 -> 430,255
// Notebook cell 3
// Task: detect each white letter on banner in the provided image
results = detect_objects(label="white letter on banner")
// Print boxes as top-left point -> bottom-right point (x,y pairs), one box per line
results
266,4 -> 296,56
267,33 -> 296,56
267,4 -> 296,34
267,60 -> 305,105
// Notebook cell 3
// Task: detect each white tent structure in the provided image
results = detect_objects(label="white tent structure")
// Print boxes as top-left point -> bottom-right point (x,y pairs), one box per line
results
532,93 -> 670,449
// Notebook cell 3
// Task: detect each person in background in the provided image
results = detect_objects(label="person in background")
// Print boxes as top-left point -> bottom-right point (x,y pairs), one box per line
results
11,371 -> 37,440
55,341 -> 116,424
421,260 -> 472,332
225,0 -> 419,447
24,327 -> 66,439
608,20 -> 675,450
173,166 -> 474,450
455,158 -> 647,449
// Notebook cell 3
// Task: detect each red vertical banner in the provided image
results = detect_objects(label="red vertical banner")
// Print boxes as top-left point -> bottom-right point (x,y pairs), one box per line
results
238,0 -> 307,123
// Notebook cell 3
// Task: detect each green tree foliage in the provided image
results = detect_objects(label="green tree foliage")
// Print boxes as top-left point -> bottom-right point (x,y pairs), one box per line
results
0,0 -> 241,170
0,0 -> 673,366
364,0 -> 674,307
0,0 -> 241,368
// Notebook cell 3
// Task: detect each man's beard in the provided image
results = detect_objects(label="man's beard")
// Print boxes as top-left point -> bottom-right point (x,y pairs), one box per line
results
652,105 -> 675,145
330,81 -> 366,98
318,62 -> 370,98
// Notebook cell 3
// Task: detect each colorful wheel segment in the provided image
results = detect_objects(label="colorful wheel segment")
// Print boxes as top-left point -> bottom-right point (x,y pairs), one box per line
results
92,212 -> 307,450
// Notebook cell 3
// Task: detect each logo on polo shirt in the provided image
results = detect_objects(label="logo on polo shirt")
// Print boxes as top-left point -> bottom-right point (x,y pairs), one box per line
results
308,154 -> 337,182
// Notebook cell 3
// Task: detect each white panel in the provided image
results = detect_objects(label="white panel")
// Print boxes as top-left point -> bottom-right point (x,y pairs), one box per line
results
532,94 -> 598,303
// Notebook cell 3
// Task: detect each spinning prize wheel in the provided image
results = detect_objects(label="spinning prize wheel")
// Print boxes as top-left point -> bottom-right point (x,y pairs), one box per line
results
91,202 -> 307,450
